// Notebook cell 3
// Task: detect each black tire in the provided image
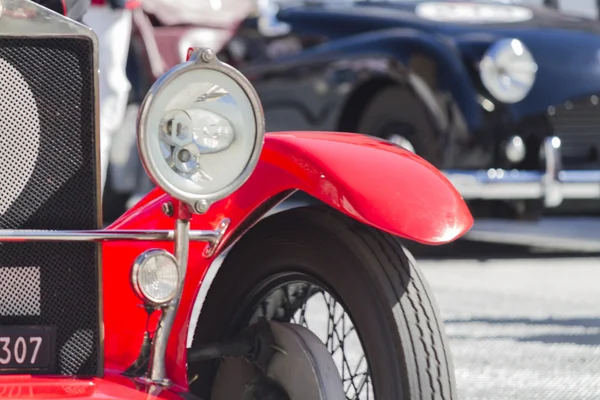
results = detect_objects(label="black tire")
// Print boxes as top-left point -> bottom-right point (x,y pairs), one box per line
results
356,86 -> 442,165
189,206 -> 456,400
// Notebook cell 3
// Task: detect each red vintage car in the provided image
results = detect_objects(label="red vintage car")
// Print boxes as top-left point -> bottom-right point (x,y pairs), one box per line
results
0,0 -> 473,399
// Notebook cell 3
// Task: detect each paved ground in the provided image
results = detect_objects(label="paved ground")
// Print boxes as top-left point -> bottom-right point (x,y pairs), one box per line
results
191,239 -> 600,399
419,255 -> 600,400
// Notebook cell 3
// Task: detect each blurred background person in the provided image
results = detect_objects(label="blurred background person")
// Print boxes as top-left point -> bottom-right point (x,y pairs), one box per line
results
83,0 -> 141,191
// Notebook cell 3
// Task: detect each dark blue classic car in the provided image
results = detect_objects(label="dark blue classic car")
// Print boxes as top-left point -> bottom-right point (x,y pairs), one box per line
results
208,0 -> 600,220
107,0 -> 600,226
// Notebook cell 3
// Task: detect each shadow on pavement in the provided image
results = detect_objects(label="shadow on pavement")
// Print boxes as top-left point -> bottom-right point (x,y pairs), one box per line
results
404,239 -> 600,261
445,317 -> 600,346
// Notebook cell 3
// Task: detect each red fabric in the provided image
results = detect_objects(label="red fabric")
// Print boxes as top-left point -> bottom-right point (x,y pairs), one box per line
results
125,0 -> 141,9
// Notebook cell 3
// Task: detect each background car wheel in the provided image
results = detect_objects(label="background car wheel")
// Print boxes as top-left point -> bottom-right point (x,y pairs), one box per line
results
189,206 -> 456,400
356,86 -> 442,164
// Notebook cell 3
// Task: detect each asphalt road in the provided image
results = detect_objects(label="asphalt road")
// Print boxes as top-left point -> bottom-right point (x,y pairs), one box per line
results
191,246 -> 600,399
419,255 -> 600,400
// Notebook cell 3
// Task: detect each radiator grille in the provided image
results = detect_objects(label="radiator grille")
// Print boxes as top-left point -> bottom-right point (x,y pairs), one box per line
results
0,38 -> 100,376
549,96 -> 600,169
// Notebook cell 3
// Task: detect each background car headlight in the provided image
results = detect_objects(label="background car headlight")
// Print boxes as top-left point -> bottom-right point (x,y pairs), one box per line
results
479,38 -> 538,104
131,249 -> 180,306
138,48 -> 265,212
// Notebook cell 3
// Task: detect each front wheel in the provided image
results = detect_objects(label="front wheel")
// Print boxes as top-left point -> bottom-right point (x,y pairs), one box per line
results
356,86 -> 442,165
189,206 -> 456,400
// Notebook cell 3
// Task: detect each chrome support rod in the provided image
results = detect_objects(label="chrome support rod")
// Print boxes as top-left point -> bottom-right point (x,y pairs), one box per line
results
149,204 -> 192,385
0,229 -> 218,243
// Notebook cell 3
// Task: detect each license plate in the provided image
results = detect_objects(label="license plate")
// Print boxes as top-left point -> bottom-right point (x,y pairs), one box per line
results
0,326 -> 56,374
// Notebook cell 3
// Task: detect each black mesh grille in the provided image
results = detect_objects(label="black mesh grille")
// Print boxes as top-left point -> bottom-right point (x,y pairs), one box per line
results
549,96 -> 600,169
0,38 -> 100,376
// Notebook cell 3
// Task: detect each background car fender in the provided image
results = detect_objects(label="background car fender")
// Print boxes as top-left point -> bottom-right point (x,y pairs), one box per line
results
328,27 -> 483,133
245,27 -> 483,154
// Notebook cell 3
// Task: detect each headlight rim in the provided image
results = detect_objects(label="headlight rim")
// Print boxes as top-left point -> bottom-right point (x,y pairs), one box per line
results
131,248 -> 180,307
479,38 -> 538,104
137,48 -> 266,212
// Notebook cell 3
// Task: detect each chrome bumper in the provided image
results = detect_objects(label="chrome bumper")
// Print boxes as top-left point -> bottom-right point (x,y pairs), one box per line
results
444,137 -> 600,208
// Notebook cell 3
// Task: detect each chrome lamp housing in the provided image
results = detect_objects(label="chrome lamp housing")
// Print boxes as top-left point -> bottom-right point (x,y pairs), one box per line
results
479,38 -> 538,104
137,48 -> 266,214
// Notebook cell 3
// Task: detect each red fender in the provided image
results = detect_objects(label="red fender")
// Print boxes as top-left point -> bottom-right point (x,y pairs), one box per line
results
254,131 -> 473,243
102,131 -> 472,389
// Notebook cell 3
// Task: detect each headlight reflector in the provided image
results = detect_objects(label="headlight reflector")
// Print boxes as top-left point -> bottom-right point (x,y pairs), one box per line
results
480,38 -> 537,104
138,49 -> 265,211
131,249 -> 180,306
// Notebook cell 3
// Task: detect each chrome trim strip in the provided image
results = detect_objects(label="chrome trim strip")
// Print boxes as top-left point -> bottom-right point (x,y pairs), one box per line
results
446,172 -> 600,199
0,229 -> 219,242
0,0 -> 95,37
444,136 -> 600,208
90,17 -> 104,377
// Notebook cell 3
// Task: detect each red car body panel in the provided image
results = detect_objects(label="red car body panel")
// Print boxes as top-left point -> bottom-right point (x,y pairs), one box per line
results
102,131 -> 473,390
0,374 -> 183,399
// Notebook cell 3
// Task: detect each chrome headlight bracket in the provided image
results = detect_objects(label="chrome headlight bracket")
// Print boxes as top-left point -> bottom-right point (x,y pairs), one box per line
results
136,48 -> 260,385
137,48 -> 265,214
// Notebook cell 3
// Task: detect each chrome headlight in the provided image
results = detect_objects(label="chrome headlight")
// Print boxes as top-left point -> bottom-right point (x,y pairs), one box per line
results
479,38 -> 538,104
131,249 -> 180,306
137,48 -> 265,213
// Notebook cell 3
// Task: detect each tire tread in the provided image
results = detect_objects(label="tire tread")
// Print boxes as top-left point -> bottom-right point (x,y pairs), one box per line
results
313,206 -> 455,399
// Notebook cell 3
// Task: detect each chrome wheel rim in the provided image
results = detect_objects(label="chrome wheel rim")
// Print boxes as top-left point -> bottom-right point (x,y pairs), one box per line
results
247,279 -> 375,400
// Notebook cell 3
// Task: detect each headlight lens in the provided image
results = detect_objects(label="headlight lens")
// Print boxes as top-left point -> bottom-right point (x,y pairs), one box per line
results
131,249 -> 179,306
480,38 -> 537,104
138,49 -> 265,212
